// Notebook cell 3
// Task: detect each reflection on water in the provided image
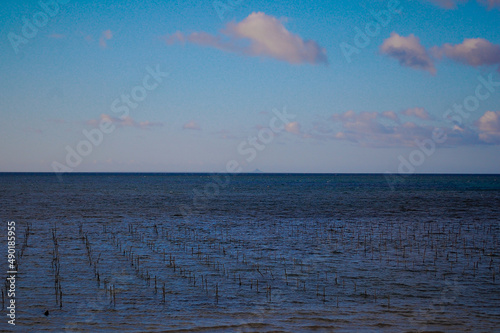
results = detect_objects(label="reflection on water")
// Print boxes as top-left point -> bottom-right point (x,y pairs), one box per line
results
0,174 -> 499,332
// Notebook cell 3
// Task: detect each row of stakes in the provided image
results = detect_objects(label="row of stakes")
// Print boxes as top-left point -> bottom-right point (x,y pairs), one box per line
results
76,218 -> 497,312
51,226 -> 63,309
101,223 -> 392,307
79,223 -> 116,307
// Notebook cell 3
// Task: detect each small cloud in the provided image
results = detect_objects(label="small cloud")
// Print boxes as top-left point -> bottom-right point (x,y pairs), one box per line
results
432,38 -> 500,72
166,12 -> 328,65
285,121 -> 301,135
99,29 -> 113,48
477,111 -> 500,143
380,33 -> 436,74
183,121 -> 201,130
87,114 -> 162,129
400,107 -> 432,120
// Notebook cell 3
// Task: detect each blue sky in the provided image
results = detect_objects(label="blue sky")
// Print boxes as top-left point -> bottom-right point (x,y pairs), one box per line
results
1,0 -> 499,173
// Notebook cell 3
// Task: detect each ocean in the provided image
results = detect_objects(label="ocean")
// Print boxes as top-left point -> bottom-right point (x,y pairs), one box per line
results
0,173 -> 499,332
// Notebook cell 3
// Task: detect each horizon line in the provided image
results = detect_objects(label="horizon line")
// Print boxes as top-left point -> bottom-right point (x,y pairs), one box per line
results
1,172 -> 499,176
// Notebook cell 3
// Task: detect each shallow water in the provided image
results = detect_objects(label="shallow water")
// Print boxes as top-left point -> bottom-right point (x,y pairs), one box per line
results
1,173 -> 499,332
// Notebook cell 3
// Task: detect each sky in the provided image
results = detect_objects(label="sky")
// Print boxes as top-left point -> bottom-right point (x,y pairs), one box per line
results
0,0 -> 499,174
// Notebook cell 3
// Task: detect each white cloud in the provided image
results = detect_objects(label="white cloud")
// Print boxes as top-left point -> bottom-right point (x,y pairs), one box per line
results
432,38 -> 500,72
380,33 -> 436,74
477,111 -> 500,143
166,12 -> 328,65
381,34 -> 500,74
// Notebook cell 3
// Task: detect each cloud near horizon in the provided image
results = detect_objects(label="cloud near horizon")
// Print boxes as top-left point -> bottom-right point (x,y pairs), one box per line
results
328,110 -> 431,147
183,121 -> 201,130
87,114 -> 163,129
166,12 -> 328,65
284,121 -> 302,135
306,109 -> 500,147
400,107 -> 432,120
477,111 -> 500,143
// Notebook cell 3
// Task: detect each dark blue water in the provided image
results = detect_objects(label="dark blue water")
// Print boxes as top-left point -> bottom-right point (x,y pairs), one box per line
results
0,173 -> 499,332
